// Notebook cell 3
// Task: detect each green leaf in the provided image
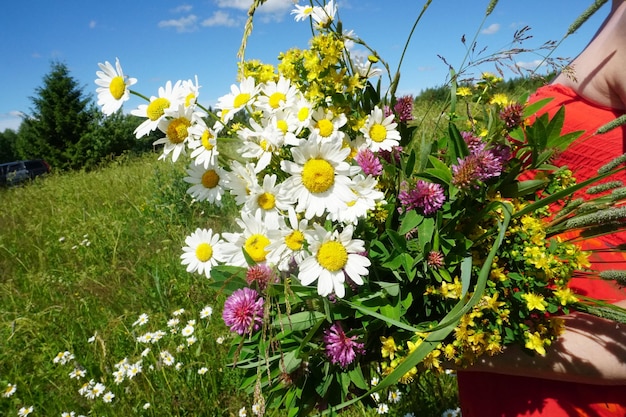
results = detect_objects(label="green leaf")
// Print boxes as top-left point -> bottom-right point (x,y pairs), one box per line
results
398,210 -> 423,235
523,97 -> 553,117
348,366 -> 368,390
418,216 -> 435,249
426,155 -> 453,184
273,311 -> 326,332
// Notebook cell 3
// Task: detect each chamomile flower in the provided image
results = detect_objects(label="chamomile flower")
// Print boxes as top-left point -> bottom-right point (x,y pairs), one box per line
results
360,106 -> 401,152
103,391 -> 115,403
2,383 -> 16,398
172,308 -> 185,316
132,313 -> 149,327
256,76 -> 299,113
327,174 -> 384,224
268,109 -> 300,146
216,76 -> 260,123
69,368 -> 86,379
221,212 -> 278,267
181,324 -> 194,337
243,173 -> 293,229
126,361 -> 143,379
281,137 -> 358,220
238,118 -> 284,170
61,412 -> 76,417
267,208 -> 311,272
189,119 -> 221,168
311,0 -> 337,29
291,3 -> 315,21
160,350 -> 175,366
95,58 -> 137,115
222,161 -> 262,206
132,80 -> 184,138
181,228 -> 226,279
200,305 -> 213,319
309,108 -> 347,143
154,104 -> 202,162
198,367 -> 208,375
17,406 -> 33,417
292,95 -> 314,133
184,161 -> 227,204
298,224 -> 370,298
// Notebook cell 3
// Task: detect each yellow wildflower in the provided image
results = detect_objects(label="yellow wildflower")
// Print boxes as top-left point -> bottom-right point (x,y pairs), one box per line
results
380,336 -> 400,360
525,331 -> 547,356
553,287 -> 579,306
489,93 -> 509,106
456,86 -> 472,97
522,293 -> 547,311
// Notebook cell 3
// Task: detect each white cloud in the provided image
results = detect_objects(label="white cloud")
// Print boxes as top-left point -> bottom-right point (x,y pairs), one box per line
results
0,111 -> 24,132
89,20 -> 96,29
158,14 -> 199,32
516,59 -> 546,70
201,10 -> 239,27
215,0 -> 292,19
481,23 -> 500,35
172,4 -> 193,13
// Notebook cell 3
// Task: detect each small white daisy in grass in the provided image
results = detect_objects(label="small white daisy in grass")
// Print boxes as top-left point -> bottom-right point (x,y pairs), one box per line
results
167,318 -> 180,328
239,407 -> 248,417
376,402 -> 389,414
125,360 -> 143,379
298,224 -> 370,298
291,3 -> 315,21
181,228 -> 226,279
309,108 -> 347,143
2,383 -> 16,398
141,348 -> 151,357
189,119 -> 221,168
243,173 -> 293,229
186,335 -> 197,346
17,406 -> 33,417
61,412 -> 76,417
216,76 -> 260,123
131,80 -> 184,138
103,391 -> 115,403
216,336 -> 225,344
132,313 -> 149,327
252,403 -> 262,415
184,161 -> 228,204
181,324 -> 195,337
68,368 -> 86,379
200,305 -> 213,319
221,212 -> 278,267
87,332 -> 97,343
327,174 -> 385,225
187,319 -> 196,326
176,362 -> 183,371
88,382 -> 106,399
176,344 -> 186,353
256,76 -> 299,113
156,104 -> 206,163
160,350 -> 175,366
95,58 -> 137,115
388,389 -> 402,403
198,367 -> 208,375
112,370 -> 125,384
143,403 -> 151,410
267,207 -> 311,272
172,308 -> 185,316
360,106 -> 401,152
53,351 -> 75,365
280,137 -> 359,220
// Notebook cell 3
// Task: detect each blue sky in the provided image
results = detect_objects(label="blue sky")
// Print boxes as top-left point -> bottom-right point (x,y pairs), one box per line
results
0,0 -> 609,132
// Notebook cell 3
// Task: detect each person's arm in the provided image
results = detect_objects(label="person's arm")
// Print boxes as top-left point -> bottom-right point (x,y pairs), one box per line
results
467,300 -> 626,385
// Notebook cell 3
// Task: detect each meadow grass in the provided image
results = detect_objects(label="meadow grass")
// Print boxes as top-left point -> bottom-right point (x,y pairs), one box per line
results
0,153 -> 458,417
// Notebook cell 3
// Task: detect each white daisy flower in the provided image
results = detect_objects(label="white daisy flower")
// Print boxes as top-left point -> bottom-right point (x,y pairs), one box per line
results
388,389 -> 402,403
172,308 -> 185,316
143,403 -> 151,410
298,224 -> 370,298
167,318 -> 180,328
216,76 -> 260,123
160,350 -> 175,366
154,104 -> 203,162
132,313 -> 149,327
351,53 -> 383,79
221,212 -> 277,267
141,348 -> 151,357
238,118 -> 284,170
68,368 -> 86,379
189,119 -> 221,168
95,58 -> 137,115
200,305 -> 213,319
243,173 -> 293,229
222,161 -> 263,206
267,208 -> 311,272
292,94 -> 314,133
61,412 -> 76,417
17,406 -> 34,417
131,80 -> 184,138
2,383 -> 16,398
281,137 -> 358,220
360,106 -> 401,152
267,109 -> 301,146
309,108 -> 347,143
103,391 -> 115,403
198,367 -> 208,375
181,75 -> 201,107
327,174 -> 384,224
181,228 -> 226,279
184,161 -> 227,204
181,324 -> 194,337
291,4 -> 315,21
376,403 -> 389,414
239,407 -> 248,417
256,76 -> 299,113
311,0 -> 337,29
126,361 -> 143,379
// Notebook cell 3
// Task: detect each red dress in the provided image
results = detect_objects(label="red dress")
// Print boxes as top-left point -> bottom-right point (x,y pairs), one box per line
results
457,84 -> 626,417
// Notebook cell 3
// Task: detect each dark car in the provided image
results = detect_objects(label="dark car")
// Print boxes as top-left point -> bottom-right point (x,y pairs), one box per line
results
0,159 -> 50,186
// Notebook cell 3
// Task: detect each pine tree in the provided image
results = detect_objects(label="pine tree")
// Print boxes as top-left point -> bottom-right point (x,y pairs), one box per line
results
16,61 -> 93,170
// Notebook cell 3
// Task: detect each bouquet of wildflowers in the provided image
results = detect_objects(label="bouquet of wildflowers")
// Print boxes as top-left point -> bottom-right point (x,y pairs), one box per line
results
95,0 -> 626,414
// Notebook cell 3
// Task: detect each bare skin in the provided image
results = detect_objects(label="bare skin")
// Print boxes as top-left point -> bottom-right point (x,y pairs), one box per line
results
467,0 -> 626,384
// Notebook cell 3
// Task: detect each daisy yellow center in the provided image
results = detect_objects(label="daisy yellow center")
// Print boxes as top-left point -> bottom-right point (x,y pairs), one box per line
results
167,117 -> 191,144
316,119 -> 334,137
301,158 -> 334,193
258,192 -> 276,210
195,242 -> 213,262
201,130 -> 214,150
276,119 -> 288,134
285,230 -> 304,251
233,92 -> 251,108
109,76 -> 126,100
244,234 -> 270,263
297,107 -> 309,122
185,93 -> 196,107
201,169 -> 219,189
269,92 -> 286,109
369,123 -> 387,142
260,139 -> 270,151
316,241 -> 348,272
147,98 -> 171,121
304,6 -> 313,14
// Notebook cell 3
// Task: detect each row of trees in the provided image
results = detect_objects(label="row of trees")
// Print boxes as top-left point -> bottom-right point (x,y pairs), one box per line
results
0,62 -> 155,170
